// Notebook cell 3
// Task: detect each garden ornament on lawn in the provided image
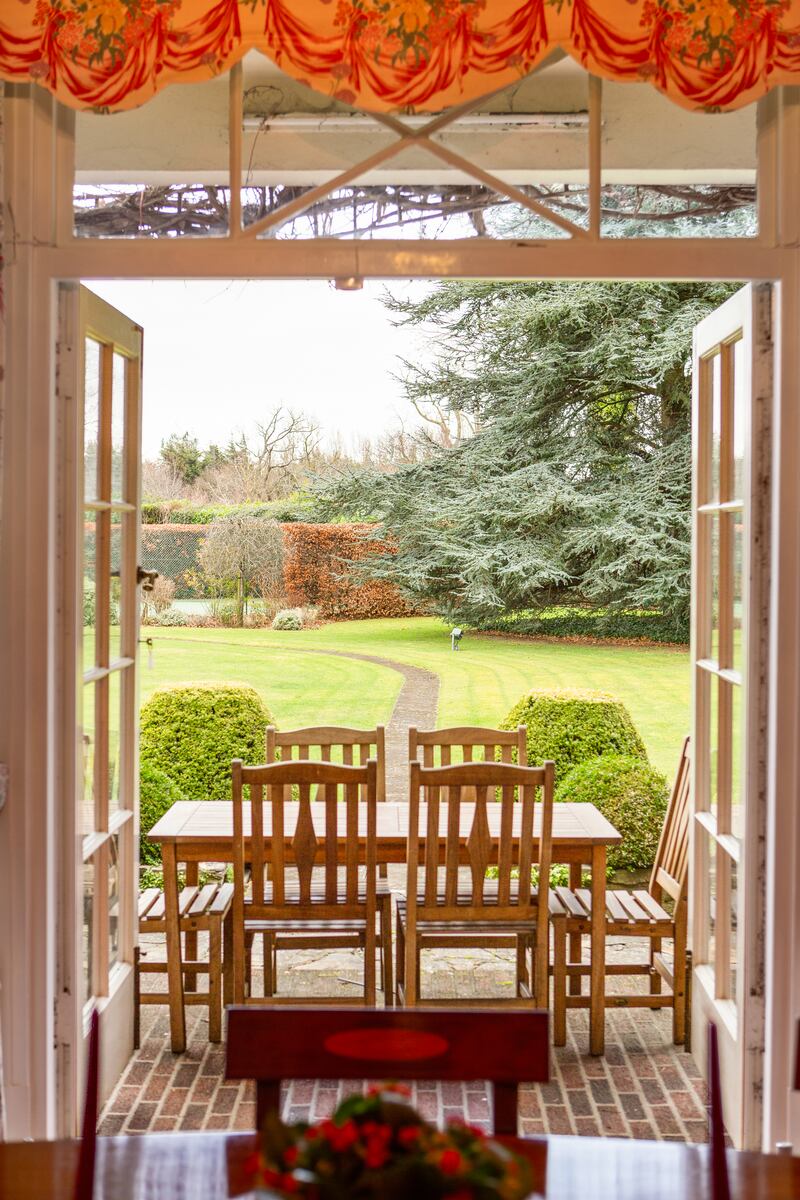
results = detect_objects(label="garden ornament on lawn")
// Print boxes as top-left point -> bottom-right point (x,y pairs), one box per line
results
450,627 -> 463,651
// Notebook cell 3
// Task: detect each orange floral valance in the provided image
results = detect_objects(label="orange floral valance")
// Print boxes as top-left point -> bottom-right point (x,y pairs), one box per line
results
1,1 -> 800,114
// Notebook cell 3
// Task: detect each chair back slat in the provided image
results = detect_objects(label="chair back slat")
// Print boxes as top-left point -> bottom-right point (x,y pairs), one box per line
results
467,787 -> 492,903
293,782 -> 317,904
324,781 -> 338,904
251,781 -> 265,906
345,781 -> 359,904
650,736 -> 691,901
267,725 -> 386,802
226,1006 -> 550,1135
424,783 -> 440,904
497,783 -> 514,904
409,725 -> 527,768
407,761 -> 553,926
232,757 -> 376,920
444,786 -> 461,906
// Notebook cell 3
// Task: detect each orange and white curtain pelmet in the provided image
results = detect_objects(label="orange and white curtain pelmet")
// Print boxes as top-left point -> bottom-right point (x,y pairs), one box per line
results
1,0 -> 799,113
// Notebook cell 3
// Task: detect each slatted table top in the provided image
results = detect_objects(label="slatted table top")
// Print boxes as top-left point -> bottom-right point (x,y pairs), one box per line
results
1,1132 -> 797,1200
148,800 -> 621,847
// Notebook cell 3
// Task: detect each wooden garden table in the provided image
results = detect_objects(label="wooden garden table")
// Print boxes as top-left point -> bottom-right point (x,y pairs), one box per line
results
3,1132 -> 798,1200
148,800 -> 620,1055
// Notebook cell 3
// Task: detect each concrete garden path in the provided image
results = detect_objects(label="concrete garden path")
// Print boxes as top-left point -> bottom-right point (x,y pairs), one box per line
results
308,648 -> 439,798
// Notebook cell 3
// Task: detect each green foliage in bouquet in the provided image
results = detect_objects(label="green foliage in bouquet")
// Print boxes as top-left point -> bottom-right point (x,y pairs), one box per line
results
248,1085 -> 531,1200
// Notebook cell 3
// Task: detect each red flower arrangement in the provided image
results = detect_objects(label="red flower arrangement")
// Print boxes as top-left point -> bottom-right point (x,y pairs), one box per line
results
246,1085 -> 532,1200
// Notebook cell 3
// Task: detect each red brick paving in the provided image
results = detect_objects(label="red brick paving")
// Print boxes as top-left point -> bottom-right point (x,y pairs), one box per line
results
101,1003 -> 709,1142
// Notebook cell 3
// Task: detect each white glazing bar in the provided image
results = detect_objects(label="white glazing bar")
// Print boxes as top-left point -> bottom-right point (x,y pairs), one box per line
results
228,61 -> 242,239
589,76 -> 602,240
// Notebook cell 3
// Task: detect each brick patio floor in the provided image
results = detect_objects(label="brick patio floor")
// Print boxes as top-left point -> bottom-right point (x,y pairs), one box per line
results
101,932 -> 709,1142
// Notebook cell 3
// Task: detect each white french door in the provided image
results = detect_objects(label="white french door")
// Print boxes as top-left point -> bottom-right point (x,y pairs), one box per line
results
690,284 -> 772,1149
58,286 -> 143,1130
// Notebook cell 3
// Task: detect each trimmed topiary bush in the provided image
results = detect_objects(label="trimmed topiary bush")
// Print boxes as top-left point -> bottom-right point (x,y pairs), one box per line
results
555,754 -> 669,875
140,683 -> 274,799
501,689 -> 647,782
139,762 -> 187,865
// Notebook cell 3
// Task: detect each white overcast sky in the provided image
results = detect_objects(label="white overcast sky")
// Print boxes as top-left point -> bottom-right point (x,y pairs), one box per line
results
86,278 -> 435,460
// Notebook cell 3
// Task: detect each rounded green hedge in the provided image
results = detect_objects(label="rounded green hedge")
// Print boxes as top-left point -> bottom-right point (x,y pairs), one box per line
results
501,688 -> 647,782
140,683 -> 274,799
139,762 -> 187,865
555,753 -> 669,874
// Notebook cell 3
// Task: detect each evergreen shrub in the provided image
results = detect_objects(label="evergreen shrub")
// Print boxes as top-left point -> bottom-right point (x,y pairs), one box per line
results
272,608 -> 304,630
143,607 -> 189,627
484,607 -> 689,645
140,683 -> 274,799
139,762 -> 187,865
555,754 -> 669,874
141,499 -> 310,525
501,689 -> 647,782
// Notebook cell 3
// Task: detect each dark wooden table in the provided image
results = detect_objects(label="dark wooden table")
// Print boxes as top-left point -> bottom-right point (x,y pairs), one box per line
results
149,800 -> 620,1055
2,1132 -> 797,1199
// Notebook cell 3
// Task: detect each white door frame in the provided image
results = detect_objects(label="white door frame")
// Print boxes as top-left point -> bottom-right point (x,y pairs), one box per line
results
1,81 -> 799,1147
689,284 -> 773,1147
57,284 -> 143,1129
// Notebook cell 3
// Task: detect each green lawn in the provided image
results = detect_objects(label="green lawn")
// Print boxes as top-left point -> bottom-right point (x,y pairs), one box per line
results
138,618 -> 689,777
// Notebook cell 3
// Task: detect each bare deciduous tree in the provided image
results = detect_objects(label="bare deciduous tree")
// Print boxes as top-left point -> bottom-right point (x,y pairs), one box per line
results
199,409 -> 322,503
141,460 -> 188,510
198,515 -> 284,626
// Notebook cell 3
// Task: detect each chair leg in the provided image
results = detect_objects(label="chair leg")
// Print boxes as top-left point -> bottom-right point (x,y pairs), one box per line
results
672,914 -> 688,1045
182,864 -> 199,994
380,895 -> 394,1007
223,911 -> 233,1009
404,929 -> 419,1006
650,934 -> 663,994
533,922 -> 549,1010
208,918 -> 223,1042
569,864 -> 582,995
553,916 -> 567,1047
263,933 -> 276,998
262,932 -> 277,998
516,935 -> 527,998
233,918 -> 246,1006
244,930 -> 255,999
395,908 -> 405,1005
364,912 -> 377,1006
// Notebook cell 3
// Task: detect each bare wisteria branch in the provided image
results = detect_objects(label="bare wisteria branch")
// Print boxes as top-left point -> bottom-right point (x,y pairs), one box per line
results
73,182 -> 756,240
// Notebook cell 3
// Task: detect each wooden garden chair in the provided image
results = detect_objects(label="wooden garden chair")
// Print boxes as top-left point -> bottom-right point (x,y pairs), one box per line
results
266,725 -> 386,802
137,879 -> 234,1043
408,725 -> 529,963
226,1005 -> 550,1133
551,736 -> 691,1046
231,757 -> 390,1005
395,759 -> 555,1008
264,725 -> 391,997
409,724 -> 527,768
